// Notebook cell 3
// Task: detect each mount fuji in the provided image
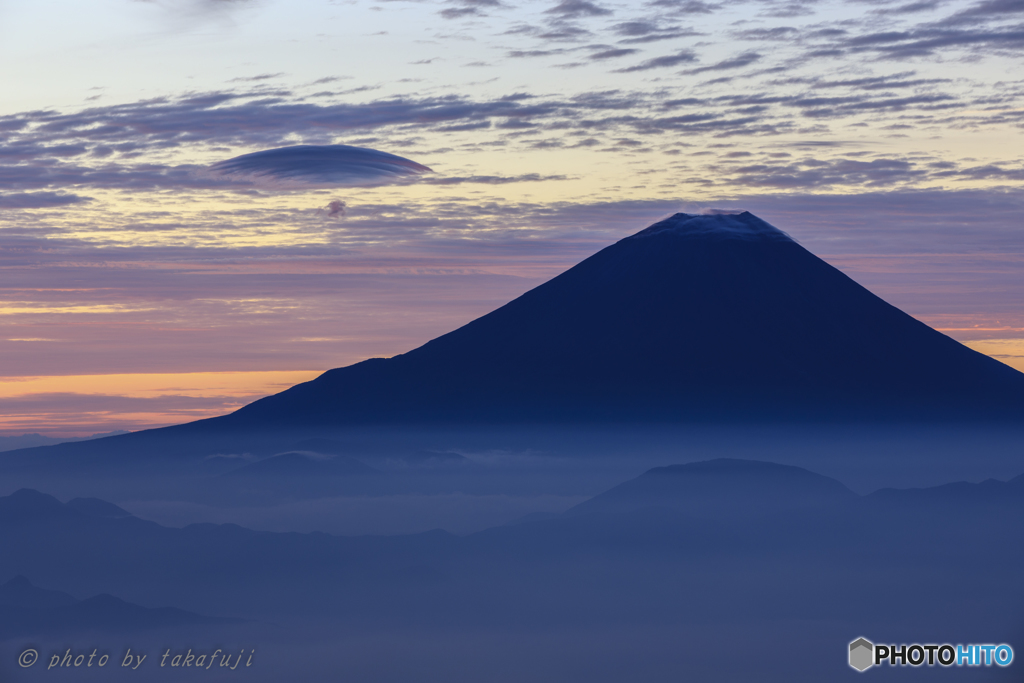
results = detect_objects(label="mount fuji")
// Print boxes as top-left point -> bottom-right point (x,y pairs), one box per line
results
210,211 -> 1024,427
6,211 -> 1024,469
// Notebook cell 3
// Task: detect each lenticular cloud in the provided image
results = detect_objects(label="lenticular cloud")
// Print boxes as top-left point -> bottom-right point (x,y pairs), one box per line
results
210,145 -> 432,187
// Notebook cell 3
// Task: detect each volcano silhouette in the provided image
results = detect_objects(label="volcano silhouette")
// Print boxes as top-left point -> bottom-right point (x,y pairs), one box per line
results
206,211 -> 1023,426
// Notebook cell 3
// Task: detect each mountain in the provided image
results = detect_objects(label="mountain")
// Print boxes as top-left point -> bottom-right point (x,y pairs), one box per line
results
4,211 -> 1024,470
0,575 -> 241,638
65,497 -> 134,518
0,488 -> 77,522
2,467 -> 1023,683
0,487 -> 461,621
565,459 -> 856,518
210,211 -> 1024,427
0,431 -> 129,453
867,475 -> 1024,516
0,575 -> 77,611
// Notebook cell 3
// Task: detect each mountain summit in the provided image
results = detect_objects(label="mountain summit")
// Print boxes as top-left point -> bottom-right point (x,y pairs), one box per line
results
632,211 -> 794,242
212,211 -> 1023,426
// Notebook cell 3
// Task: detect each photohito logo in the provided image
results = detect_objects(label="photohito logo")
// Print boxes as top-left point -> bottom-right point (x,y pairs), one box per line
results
849,638 -> 1013,672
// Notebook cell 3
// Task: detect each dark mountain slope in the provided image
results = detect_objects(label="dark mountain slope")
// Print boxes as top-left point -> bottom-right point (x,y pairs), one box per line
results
4,212 -> 1023,469
218,211 -> 1024,426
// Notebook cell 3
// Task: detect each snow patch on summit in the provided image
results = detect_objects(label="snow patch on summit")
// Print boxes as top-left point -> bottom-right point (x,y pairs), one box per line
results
631,212 -> 795,243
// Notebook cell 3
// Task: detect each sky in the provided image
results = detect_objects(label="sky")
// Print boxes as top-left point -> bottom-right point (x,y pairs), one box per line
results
1,0 -> 1024,434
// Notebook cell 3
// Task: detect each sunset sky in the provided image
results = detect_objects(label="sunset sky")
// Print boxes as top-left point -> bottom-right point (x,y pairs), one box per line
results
2,0 -> 1024,434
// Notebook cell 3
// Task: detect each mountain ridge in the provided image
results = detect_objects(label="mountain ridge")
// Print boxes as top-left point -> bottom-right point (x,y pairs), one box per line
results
2,211 -> 1023,467
216,211 -> 1024,427
564,458 -> 857,518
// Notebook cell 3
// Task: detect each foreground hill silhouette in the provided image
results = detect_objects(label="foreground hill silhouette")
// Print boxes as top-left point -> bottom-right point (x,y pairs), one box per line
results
214,211 -> 1024,426
2,463 -> 1024,681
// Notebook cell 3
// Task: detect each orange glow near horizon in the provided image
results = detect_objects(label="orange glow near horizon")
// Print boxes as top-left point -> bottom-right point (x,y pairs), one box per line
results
0,370 -> 321,436
0,370 -> 322,399
961,339 -> 1024,374
3,338 -> 1023,437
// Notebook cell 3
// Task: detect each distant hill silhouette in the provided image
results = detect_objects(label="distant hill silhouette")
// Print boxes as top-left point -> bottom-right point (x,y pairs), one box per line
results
66,497 -> 134,519
0,575 -> 77,611
565,459 -> 856,518
866,474 -> 1024,518
2,465 -> 1023,677
4,464 -> 1022,598
0,575 -> 241,638
0,488 -> 77,522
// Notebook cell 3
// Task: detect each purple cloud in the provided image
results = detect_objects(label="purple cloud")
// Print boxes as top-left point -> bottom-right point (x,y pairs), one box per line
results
324,199 -> 347,218
0,192 -> 92,209
545,0 -> 612,18
615,49 -> 698,72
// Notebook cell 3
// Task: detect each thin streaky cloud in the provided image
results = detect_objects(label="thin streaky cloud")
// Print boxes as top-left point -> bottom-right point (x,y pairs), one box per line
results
0,192 -> 92,209
646,0 -> 721,14
940,0 -> 1024,24
680,51 -> 762,74
589,48 -> 640,60
615,49 -> 698,72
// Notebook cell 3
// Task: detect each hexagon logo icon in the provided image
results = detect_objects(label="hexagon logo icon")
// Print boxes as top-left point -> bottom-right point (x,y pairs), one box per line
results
849,638 -> 874,672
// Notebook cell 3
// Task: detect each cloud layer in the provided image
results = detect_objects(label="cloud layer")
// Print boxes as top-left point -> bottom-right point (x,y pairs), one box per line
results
3,0 -> 1024,433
